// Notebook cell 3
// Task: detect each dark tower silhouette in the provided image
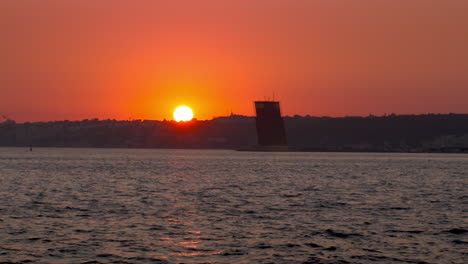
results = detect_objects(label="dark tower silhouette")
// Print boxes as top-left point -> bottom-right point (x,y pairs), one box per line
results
254,101 -> 288,148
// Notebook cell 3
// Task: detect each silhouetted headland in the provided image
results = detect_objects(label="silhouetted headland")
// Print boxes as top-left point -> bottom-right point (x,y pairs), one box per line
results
1,113 -> 468,153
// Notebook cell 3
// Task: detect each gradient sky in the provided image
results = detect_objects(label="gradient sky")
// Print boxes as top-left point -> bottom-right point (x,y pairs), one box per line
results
1,0 -> 467,122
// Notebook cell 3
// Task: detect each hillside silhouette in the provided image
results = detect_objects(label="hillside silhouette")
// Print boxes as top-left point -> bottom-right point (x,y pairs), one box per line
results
1,114 -> 467,152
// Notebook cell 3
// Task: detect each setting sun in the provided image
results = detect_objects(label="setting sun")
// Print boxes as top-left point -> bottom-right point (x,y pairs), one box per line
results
173,106 -> 194,122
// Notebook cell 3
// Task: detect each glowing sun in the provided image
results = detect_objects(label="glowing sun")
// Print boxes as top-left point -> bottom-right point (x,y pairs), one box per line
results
173,106 -> 194,122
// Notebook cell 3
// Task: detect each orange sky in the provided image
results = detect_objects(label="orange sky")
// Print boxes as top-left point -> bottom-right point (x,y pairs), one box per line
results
1,0 -> 468,122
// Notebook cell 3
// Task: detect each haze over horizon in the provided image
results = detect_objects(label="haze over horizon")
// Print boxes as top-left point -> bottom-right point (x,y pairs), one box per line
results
2,0 -> 468,122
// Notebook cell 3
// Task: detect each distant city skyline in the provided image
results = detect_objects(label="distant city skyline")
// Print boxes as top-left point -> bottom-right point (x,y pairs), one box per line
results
1,0 -> 468,122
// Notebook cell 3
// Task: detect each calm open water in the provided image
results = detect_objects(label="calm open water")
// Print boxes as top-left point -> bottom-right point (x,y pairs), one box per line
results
0,148 -> 466,264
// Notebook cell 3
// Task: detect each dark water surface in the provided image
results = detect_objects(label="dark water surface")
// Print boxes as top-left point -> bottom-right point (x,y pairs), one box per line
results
0,148 -> 466,264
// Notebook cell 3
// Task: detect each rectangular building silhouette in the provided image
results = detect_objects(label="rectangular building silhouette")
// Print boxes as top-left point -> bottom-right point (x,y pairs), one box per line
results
254,101 -> 288,147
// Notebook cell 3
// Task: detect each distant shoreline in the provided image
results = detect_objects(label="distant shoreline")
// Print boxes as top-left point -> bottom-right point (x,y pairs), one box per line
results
2,145 -> 467,155
2,114 -> 468,153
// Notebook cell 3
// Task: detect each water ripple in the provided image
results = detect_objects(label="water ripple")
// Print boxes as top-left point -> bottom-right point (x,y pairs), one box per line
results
0,148 -> 466,264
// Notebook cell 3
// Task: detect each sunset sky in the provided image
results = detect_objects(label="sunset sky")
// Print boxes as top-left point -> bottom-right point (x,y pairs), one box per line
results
1,0 -> 467,122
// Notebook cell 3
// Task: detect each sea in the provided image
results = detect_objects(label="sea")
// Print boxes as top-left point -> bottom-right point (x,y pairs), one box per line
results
0,148 -> 466,264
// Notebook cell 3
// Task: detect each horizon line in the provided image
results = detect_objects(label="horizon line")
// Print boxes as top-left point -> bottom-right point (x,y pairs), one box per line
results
3,112 -> 468,124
